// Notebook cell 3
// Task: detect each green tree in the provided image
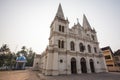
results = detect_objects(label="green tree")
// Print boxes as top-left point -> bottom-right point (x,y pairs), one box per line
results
0,44 -> 10,53
0,54 -> 5,67
16,46 -> 28,57
26,48 -> 35,66
0,44 -> 16,69
0,44 -> 11,68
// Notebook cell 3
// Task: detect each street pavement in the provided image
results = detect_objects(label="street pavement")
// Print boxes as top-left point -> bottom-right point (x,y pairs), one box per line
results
39,72 -> 120,80
0,68 -> 120,80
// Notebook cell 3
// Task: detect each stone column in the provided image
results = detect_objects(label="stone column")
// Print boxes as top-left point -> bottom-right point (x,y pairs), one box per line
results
76,53 -> 81,74
66,53 -> 71,75
45,52 -> 53,75
86,56 -> 91,73
52,51 -> 59,75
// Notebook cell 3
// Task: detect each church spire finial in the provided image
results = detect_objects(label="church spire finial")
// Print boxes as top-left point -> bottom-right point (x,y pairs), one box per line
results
55,3 -> 65,20
83,14 -> 91,30
77,18 -> 79,23
76,18 -> 82,27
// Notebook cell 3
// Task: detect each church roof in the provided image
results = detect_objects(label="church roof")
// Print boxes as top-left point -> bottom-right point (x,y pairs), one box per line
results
101,46 -> 113,55
55,3 -> 65,20
114,49 -> 120,56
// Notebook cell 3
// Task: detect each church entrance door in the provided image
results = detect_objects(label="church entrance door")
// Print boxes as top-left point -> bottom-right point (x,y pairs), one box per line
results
81,58 -> 87,73
71,58 -> 77,74
90,59 -> 95,73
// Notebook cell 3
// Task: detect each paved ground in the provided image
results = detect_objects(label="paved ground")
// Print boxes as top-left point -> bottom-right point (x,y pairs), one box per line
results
40,72 -> 120,80
0,69 -> 120,80
0,69 -> 40,80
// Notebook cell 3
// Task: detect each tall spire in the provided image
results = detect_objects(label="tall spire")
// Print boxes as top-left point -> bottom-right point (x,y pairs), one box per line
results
77,18 -> 82,27
55,3 -> 65,20
83,14 -> 91,30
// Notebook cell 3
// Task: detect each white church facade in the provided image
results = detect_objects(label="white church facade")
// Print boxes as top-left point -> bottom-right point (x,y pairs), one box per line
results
33,4 -> 107,75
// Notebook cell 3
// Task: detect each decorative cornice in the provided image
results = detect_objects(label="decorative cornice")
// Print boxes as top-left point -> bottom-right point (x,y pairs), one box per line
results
47,49 -> 54,53
49,30 -> 99,45
58,17 -> 68,23
94,54 -> 104,58
58,49 -> 66,53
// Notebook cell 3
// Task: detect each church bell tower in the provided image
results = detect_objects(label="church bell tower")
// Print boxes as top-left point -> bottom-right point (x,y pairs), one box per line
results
49,3 -> 69,48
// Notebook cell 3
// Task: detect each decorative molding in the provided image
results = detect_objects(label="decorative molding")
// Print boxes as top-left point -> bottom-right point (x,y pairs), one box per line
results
55,16 -> 68,24
48,49 -> 54,53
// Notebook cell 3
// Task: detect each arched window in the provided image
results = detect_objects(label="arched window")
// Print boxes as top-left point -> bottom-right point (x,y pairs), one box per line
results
70,41 -> 75,51
88,45 -> 91,53
91,35 -> 95,40
58,40 -> 61,48
58,40 -> 64,49
79,43 -> 84,52
61,40 -> 64,48
59,25 -> 61,31
94,47 -> 97,53
59,25 -> 64,32
62,26 -> 64,32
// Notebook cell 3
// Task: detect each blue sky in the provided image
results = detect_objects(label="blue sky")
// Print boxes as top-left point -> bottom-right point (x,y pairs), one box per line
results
0,0 -> 120,53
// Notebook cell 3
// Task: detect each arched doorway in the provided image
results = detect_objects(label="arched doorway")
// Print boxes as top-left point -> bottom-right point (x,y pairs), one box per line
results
71,58 -> 77,74
80,57 -> 87,73
90,59 -> 95,73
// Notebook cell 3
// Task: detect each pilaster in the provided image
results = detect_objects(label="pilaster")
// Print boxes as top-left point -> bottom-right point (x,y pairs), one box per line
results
52,50 -> 59,75
45,52 -> 53,75
86,57 -> 91,73
66,54 -> 71,74
77,55 -> 81,74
